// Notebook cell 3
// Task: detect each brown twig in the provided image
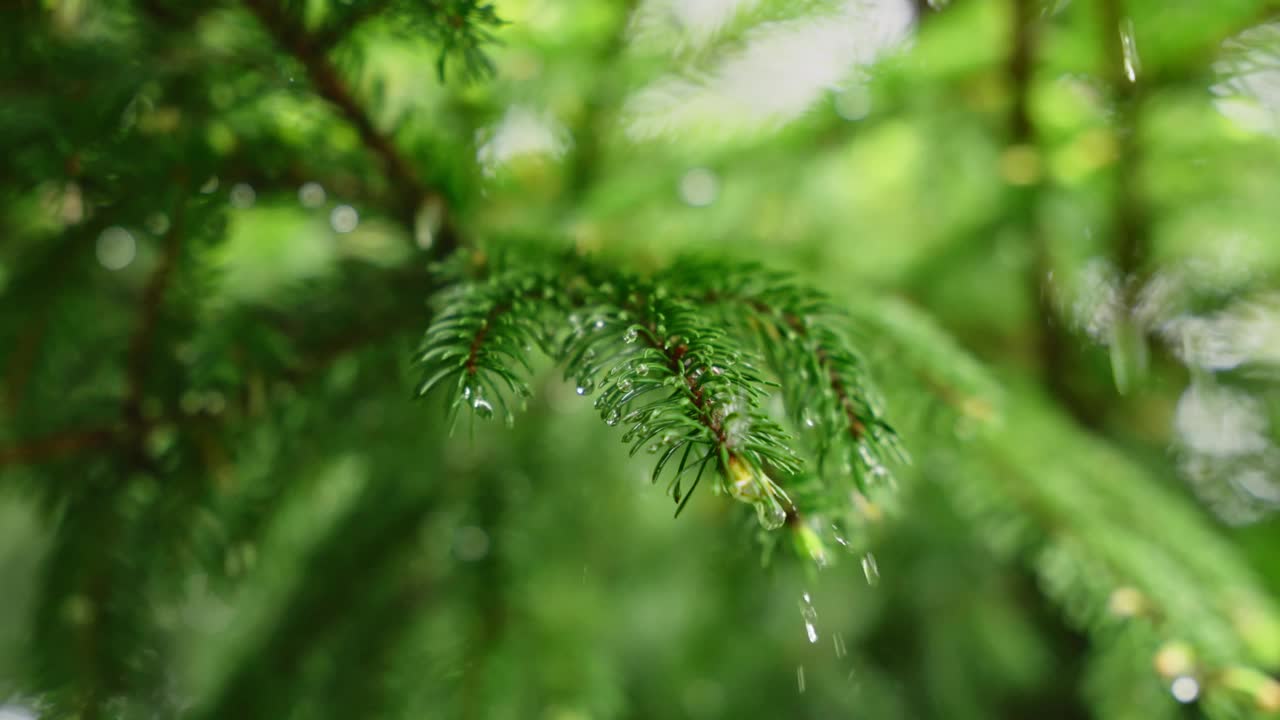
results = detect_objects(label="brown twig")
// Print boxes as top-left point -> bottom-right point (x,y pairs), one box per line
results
0,428 -> 118,469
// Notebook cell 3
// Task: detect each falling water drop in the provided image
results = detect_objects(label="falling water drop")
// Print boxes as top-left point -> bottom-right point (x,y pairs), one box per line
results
1119,19 -> 1141,82
799,592 -> 819,643
861,552 -> 880,586
796,665 -> 806,694
576,380 -> 594,396
833,632 -> 848,658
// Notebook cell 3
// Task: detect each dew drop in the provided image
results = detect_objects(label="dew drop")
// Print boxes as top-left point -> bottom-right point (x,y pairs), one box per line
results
623,327 -> 638,344
861,552 -> 880,586
473,397 -> 494,419
619,378 -> 633,392
802,409 -> 817,428
503,410 -> 515,429
593,319 -> 606,330
636,363 -> 649,376
605,409 -> 621,426
576,381 -> 594,396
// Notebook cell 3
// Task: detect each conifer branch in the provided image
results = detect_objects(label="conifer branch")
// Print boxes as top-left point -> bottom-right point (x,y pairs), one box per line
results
415,254 -> 904,526
680,263 -> 904,489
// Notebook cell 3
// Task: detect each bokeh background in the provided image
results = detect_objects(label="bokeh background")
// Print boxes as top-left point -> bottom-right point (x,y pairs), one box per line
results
3,0 -> 1280,718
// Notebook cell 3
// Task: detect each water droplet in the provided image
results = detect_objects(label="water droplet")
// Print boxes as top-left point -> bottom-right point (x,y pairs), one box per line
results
679,167 -> 718,207
636,363 -> 649,376
619,378 -> 633,392
576,381 -> 594,396
605,409 -> 620,426
710,366 -> 723,375
463,386 -> 472,400
593,319 -> 606,330
802,409 -> 817,428
298,181 -> 326,208
1120,18 -> 1141,83
623,327 -> 638,344
503,410 -> 515,429
861,552 -> 880,586
229,182 -> 256,208
473,397 -> 494,419
1170,676 -> 1199,703
756,497 -> 787,530
96,226 -> 136,270
453,525 -> 490,561
796,665 -> 806,694
330,204 -> 359,233
833,632 -> 847,658
800,592 -> 819,643
145,212 -> 170,235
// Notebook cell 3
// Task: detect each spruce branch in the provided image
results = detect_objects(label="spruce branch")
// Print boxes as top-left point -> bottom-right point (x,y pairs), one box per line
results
415,253 -> 908,529
681,262 -> 905,490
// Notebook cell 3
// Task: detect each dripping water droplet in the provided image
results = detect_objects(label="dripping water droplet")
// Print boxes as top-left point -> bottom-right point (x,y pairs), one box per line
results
605,409 -> 621,426
861,552 -> 880,586
833,632 -> 847,658
796,665 -> 806,694
473,397 -> 494,419
800,592 -> 819,643
755,498 -> 787,530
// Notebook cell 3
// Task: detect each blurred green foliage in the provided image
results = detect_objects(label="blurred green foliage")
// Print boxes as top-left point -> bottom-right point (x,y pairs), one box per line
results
2,0 -> 1280,718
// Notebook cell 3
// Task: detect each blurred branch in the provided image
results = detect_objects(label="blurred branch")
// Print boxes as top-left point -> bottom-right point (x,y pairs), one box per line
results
0,429 -> 117,469
1008,0 -> 1100,426
1098,0 -> 1148,287
238,0 -> 459,254
311,0 -> 394,52
124,185 -> 186,433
